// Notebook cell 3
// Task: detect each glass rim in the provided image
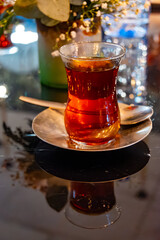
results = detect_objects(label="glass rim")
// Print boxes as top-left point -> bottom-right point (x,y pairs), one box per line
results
59,41 -> 126,61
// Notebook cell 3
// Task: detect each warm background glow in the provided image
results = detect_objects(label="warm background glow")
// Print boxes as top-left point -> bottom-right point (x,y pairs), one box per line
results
151,0 -> 160,3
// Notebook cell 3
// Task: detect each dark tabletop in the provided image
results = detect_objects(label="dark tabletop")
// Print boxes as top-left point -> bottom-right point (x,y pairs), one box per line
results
0,11 -> 160,240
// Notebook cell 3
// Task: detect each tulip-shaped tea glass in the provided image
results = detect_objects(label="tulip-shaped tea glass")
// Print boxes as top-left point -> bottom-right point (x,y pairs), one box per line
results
60,42 -> 125,147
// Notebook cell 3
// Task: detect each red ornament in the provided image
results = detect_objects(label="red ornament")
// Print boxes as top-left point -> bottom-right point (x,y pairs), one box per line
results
0,34 -> 12,48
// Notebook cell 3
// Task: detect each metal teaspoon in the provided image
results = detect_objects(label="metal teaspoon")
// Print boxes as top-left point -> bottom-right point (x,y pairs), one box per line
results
19,96 -> 153,125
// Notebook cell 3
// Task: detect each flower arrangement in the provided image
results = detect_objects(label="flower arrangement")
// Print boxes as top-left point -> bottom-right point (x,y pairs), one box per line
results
0,0 -> 151,48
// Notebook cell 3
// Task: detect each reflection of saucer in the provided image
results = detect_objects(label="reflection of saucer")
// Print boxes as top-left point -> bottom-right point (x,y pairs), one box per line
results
35,141 -> 150,182
32,108 -> 152,152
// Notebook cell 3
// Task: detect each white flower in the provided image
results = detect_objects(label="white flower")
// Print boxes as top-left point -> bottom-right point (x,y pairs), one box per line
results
70,31 -> 77,39
51,50 -> 59,57
3,0 -> 15,6
96,10 -> 101,17
83,1 -> 87,5
59,33 -> 65,40
101,3 -> 107,9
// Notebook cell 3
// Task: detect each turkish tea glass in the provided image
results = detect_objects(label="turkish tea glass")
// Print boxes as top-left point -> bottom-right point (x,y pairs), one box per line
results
60,42 -> 125,147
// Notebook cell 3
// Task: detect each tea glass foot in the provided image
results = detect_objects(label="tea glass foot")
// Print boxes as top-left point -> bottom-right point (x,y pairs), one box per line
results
65,203 -> 121,229
68,138 -> 116,150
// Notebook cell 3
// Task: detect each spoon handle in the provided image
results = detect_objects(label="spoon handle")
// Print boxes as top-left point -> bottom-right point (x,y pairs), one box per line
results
19,96 -> 128,110
19,96 -> 153,126
19,96 -> 66,110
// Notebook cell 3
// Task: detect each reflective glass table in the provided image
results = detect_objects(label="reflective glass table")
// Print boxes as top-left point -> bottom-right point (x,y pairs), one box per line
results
0,11 -> 160,240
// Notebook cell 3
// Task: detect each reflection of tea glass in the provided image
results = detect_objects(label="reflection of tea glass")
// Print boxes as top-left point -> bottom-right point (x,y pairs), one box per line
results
60,42 -> 125,148
65,182 -> 121,229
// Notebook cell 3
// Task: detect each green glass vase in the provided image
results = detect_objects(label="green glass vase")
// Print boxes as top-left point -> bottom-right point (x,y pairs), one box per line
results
36,19 -> 102,89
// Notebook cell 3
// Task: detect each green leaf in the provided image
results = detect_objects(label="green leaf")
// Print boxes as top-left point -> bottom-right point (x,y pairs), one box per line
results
14,0 -> 43,19
37,0 -> 70,22
70,0 -> 83,5
0,28 -> 3,36
0,7 -> 15,36
40,15 -> 60,27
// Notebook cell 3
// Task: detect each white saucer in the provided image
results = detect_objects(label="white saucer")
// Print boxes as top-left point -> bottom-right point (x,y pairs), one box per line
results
32,108 -> 152,152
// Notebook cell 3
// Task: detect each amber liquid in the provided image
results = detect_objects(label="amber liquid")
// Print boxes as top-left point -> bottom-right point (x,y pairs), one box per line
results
65,60 -> 120,144
70,182 -> 115,214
